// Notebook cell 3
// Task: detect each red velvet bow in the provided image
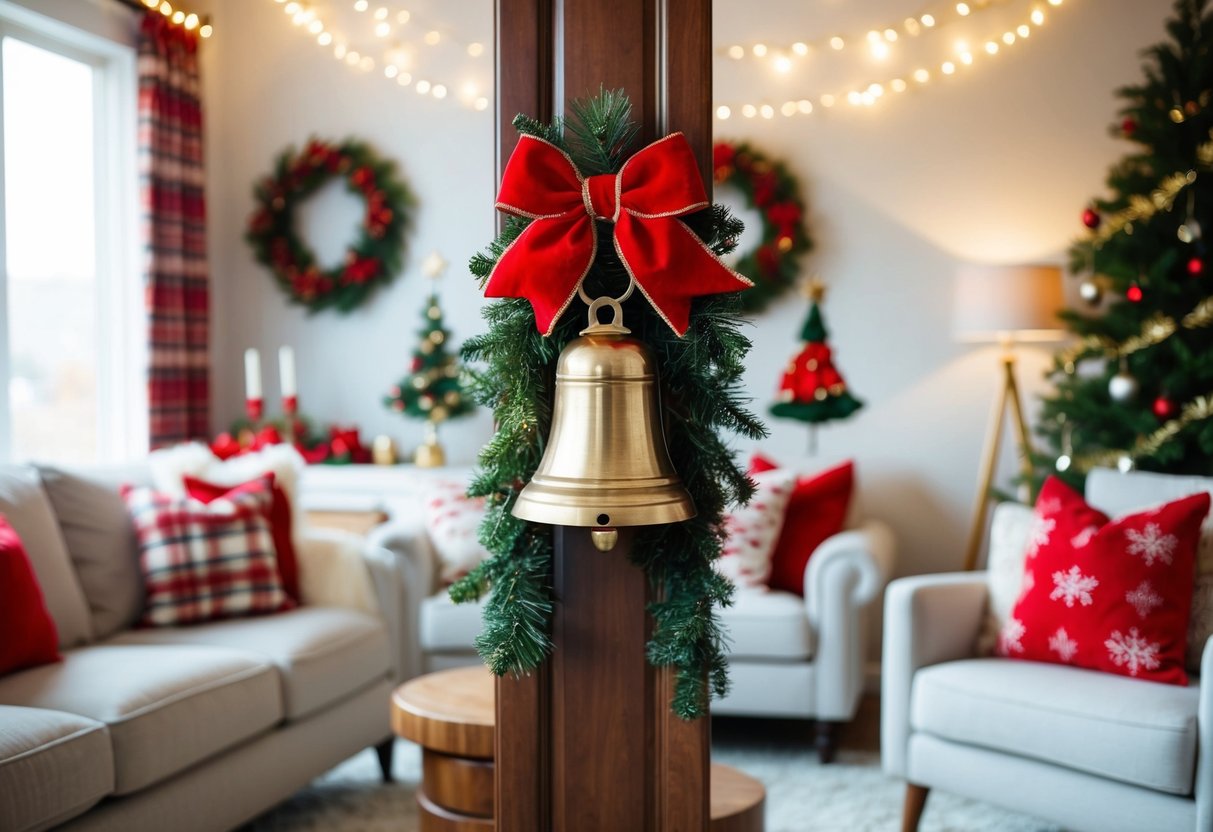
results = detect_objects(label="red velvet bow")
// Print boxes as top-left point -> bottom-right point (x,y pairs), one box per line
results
486,133 -> 752,336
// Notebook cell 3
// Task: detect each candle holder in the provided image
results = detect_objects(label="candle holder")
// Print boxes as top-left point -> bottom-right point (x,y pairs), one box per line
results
245,397 -> 264,423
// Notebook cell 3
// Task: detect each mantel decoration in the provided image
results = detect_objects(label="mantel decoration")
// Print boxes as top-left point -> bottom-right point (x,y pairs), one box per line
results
451,90 -> 766,719
384,251 -> 475,467
246,137 -> 415,313
712,141 -> 813,313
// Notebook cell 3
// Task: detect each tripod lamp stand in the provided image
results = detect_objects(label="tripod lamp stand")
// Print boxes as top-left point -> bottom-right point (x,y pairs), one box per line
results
954,264 -> 1064,572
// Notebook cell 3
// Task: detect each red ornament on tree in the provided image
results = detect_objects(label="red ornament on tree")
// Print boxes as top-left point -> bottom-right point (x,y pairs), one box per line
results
1082,207 -> 1102,230
1122,117 -> 1138,137
1188,256 -> 1204,277
1127,283 -> 1144,302
1153,395 -> 1179,421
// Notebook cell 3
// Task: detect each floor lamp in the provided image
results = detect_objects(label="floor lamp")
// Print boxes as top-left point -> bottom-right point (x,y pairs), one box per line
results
954,264 -> 1064,572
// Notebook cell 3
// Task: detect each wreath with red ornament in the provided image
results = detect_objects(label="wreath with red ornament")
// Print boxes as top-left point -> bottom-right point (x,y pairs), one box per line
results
246,138 -> 414,313
712,141 -> 813,313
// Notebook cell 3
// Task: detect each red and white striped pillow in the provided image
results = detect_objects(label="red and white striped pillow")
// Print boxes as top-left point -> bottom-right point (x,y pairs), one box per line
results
122,477 -> 294,627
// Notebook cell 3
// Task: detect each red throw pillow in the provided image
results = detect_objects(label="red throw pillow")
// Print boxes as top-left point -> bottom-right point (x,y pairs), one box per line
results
747,454 -> 854,596
0,514 -> 61,674
999,477 -> 1210,685
123,478 -> 294,627
183,473 -> 301,604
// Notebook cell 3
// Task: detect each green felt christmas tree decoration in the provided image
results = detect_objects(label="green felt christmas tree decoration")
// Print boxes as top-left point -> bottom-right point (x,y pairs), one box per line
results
1033,0 -> 1213,488
448,90 -> 765,719
771,281 -> 864,428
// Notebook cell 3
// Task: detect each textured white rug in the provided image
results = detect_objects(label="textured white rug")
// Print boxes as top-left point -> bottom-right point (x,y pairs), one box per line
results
248,731 -> 1062,832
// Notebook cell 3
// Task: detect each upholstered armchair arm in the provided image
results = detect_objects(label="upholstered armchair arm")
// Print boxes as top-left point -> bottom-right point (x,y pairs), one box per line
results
1195,636 -> 1213,831
295,528 -> 414,680
366,517 -> 440,681
804,520 -> 896,721
880,572 -> 988,779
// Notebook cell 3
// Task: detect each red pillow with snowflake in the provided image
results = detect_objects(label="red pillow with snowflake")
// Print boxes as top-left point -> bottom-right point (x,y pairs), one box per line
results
997,477 -> 1210,685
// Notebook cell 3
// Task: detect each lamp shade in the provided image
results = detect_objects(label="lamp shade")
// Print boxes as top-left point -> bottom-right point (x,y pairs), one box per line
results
952,264 -> 1065,343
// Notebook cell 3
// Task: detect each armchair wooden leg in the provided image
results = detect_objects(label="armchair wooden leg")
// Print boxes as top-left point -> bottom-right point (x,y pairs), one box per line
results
814,720 -> 839,764
901,783 -> 930,832
374,738 -> 395,783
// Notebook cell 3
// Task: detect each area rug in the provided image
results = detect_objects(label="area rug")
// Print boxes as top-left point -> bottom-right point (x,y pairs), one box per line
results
248,727 -> 1061,832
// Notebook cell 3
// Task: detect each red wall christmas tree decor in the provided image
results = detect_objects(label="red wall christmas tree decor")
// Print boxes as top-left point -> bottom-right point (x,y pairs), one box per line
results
771,280 -> 863,449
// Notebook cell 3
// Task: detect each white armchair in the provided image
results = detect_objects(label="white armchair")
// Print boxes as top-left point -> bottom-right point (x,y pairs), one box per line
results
373,512 -> 895,763
882,468 -> 1213,832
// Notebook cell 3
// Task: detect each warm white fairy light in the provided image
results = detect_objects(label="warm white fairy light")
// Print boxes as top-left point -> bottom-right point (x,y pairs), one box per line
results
941,60 -> 956,74
870,40 -> 889,60
1030,8 -> 1045,24
1017,23 -> 1031,36
728,44 -> 745,59
792,42 -> 808,56
921,13 -> 936,27
780,101 -> 796,116
959,50 -> 973,65
752,43 -> 768,57
914,67 -> 930,83
890,78 -> 907,92
184,12 -> 198,28
742,104 -> 757,118
956,2 -> 971,15
199,23 -> 212,37
716,105 -> 731,119
797,99 -> 812,113
984,40 -> 999,54
270,0 -> 486,111
829,36 -> 845,50
883,28 -> 898,41
759,104 -> 774,118
1002,31 -> 1016,44
773,54 -> 792,73
172,10 -> 184,23
904,17 -> 921,35
820,94 -> 836,107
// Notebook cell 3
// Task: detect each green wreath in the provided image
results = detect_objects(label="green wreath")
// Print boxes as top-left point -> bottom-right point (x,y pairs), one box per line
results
712,140 -> 812,313
246,138 -> 414,313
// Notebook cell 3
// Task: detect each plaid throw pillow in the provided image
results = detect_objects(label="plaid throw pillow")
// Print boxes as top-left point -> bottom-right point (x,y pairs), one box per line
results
122,477 -> 294,627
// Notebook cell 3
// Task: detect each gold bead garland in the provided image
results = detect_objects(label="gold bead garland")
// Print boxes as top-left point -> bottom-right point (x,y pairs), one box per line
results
1071,393 -> 1213,473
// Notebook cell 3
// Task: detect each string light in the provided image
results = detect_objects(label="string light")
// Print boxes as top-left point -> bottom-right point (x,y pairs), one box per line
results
269,1 -> 488,111
716,0 -> 1071,119
152,1 -> 212,37
718,0 -> 1016,67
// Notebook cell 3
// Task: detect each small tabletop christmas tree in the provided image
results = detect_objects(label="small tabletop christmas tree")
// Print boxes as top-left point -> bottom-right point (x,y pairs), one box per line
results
384,252 -> 473,466
771,280 -> 863,449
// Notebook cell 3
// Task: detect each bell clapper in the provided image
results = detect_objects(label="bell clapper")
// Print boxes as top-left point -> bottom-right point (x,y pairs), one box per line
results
590,527 -> 619,552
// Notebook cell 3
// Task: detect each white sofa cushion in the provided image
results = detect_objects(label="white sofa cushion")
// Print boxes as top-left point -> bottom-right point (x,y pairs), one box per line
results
911,658 -> 1199,795
0,466 -> 93,648
0,644 -> 280,795
0,705 -> 112,832
421,592 -> 485,652
36,466 -> 143,640
720,588 -> 813,661
109,607 -> 391,720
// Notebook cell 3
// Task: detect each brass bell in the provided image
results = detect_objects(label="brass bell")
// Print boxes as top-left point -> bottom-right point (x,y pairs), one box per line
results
512,297 -> 696,548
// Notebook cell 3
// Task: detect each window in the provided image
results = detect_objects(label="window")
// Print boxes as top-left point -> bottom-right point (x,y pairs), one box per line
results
0,5 -> 143,464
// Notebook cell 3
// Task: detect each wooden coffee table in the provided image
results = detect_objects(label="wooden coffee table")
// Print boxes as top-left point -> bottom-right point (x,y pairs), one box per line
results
391,666 -> 765,831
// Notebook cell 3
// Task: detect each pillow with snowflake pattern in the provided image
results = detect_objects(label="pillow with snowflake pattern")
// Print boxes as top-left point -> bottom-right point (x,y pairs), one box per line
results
995,476 -> 1210,685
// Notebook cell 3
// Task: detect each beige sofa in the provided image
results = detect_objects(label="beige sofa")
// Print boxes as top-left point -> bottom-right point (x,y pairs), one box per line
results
0,463 -> 405,832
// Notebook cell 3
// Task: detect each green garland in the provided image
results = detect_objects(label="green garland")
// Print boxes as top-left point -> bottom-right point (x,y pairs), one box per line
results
246,138 -> 414,314
712,141 -> 813,313
449,91 -> 765,719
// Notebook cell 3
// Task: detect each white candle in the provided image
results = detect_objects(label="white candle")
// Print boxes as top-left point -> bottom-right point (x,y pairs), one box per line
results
278,346 -> 297,398
244,348 -> 262,400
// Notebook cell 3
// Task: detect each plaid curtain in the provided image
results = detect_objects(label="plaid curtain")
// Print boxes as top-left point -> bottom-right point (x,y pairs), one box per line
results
139,13 -> 209,448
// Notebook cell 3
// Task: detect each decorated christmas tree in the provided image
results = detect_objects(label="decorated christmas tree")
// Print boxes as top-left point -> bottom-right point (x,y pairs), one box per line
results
384,266 -> 473,464
1033,0 -> 1213,487
771,281 -> 863,447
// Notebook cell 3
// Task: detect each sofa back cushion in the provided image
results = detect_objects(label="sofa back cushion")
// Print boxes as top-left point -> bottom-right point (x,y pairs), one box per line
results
0,467 -> 92,647
37,466 -> 143,639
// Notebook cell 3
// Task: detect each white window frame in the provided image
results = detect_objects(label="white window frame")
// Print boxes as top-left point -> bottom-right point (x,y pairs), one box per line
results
0,0 -> 145,464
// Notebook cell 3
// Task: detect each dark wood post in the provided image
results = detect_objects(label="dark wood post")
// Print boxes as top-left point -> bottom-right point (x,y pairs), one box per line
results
493,1 -> 713,830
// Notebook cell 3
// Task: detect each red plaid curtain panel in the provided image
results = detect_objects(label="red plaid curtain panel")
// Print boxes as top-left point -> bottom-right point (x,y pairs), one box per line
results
139,12 -> 209,448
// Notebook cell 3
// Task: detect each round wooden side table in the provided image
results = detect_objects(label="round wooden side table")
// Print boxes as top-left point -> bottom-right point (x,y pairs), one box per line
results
391,666 -> 765,831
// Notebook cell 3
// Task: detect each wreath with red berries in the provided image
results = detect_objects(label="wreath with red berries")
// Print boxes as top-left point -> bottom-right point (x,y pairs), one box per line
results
713,141 -> 813,313
246,138 -> 414,313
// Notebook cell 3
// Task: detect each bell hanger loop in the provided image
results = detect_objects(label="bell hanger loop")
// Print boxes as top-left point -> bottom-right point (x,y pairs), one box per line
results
579,279 -> 635,335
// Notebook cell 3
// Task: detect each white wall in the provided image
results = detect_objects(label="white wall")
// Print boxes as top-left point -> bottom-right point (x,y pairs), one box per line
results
201,0 -> 1172,581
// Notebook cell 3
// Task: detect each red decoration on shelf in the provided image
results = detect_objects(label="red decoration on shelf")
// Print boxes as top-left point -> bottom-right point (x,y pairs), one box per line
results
1188,256 -> 1204,277
1153,395 -> 1179,421
1127,283 -> 1144,302
1082,207 -> 1102,230
485,133 -> 752,337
